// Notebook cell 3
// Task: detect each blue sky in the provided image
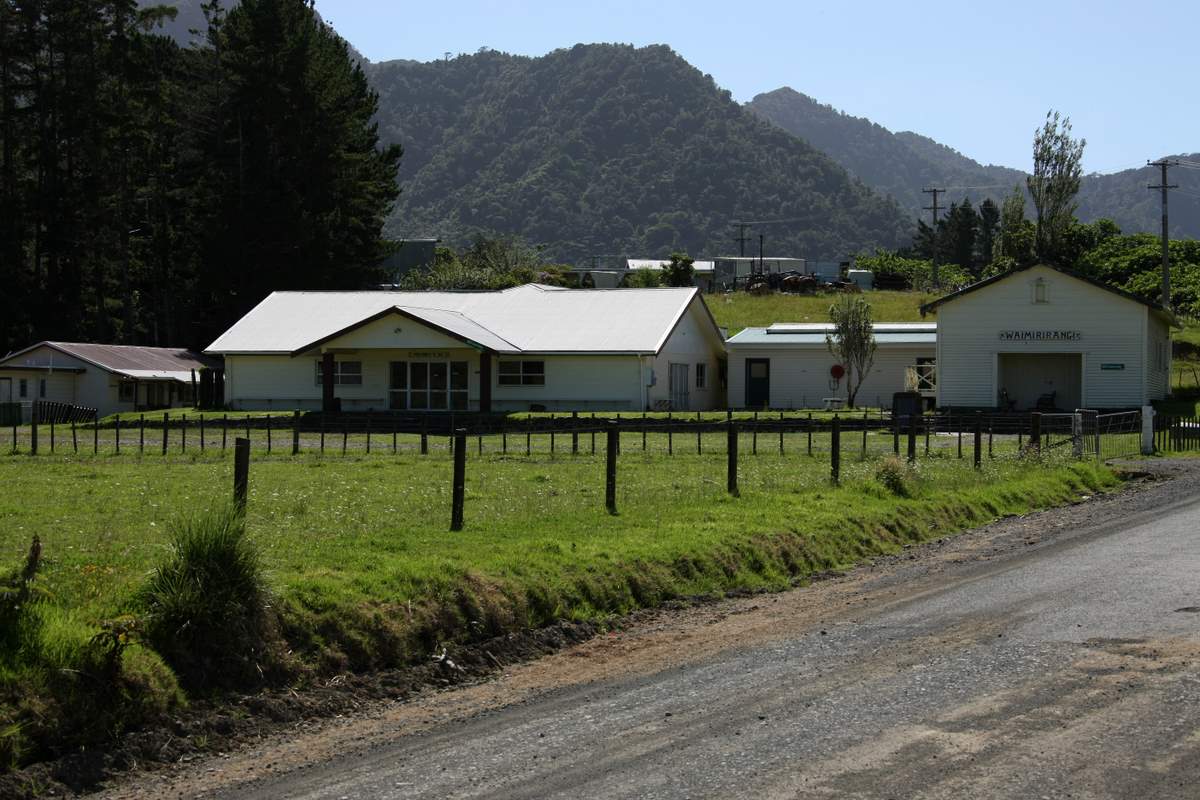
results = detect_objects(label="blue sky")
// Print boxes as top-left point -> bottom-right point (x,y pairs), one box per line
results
315,0 -> 1196,174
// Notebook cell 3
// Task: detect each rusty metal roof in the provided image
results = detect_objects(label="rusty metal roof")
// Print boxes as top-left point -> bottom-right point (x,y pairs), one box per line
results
0,342 -> 220,382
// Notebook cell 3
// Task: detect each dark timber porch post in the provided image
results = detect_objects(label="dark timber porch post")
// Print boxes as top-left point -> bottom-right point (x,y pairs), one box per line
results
321,351 -> 335,413
479,351 -> 493,413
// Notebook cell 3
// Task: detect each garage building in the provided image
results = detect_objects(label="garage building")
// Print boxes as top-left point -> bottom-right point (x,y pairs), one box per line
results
921,264 -> 1175,410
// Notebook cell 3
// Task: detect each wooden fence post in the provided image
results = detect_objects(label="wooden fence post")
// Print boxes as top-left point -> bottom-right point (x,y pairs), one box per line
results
525,417 -> 531,456
49,414 -> 55,454
779,410 -> 784,455
893,412 -> 900,456
861,410 -> 868,460
907,412 -> 917,463
114,414 -> 120,454
392,417 -> 398,454
222,414 -> 228,451
924,414 -> 930,456
71,418 -> 78,454
830,414 -> 841,485
696,410 -> 702,455
806,412 -> 812,456
572,411 -> 579,455
30,401 -> 38,455
591,413 -> 596,454
450,428 -> 467,531
365,415 -> 371,454
974,412 -> 982,469
550,413 -> 555,455
642,411 -> 647,451
668,411 -> 673,455
200,414 -> 205,453
181,413 -> 187,452
1030,412 -> 1042,452
342,420 -> 348,455
752,410 -> 758,455
616,413 -> 621,455
292,410 -> 301,455
161,412 -> 169,455
265,414 -> 271,454
605,421 -> 618,514
93,410 -> 99,454
421,416 -> 429,455
727,421 -> 739,496
233,437 -> 250,513
988,419 -> 994,459
139,414 -> 145,454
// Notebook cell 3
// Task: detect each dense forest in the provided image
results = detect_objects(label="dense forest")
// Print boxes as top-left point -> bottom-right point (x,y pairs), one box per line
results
748,87 -> 1200,238
364,44 -> 913,262
0,0 -> 400,356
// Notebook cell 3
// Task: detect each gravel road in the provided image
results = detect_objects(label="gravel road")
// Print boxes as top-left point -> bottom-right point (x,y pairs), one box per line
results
100,460 -> 1200,800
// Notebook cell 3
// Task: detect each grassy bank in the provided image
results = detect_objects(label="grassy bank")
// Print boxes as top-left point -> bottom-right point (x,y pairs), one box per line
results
0,446 -> 1117,769
706,289 -> 933,334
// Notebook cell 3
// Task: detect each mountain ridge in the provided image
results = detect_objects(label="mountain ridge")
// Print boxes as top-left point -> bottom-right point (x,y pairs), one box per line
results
747,86 -> 1200,238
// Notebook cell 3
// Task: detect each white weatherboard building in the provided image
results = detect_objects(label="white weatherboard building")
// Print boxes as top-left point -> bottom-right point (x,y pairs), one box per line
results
922,264 -> 1175,410
0,342 -> 218,418
726,323 -> 936,409
206,284 -> 727,412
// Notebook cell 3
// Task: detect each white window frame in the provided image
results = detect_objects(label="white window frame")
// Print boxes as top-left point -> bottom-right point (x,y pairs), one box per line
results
498,360 -> 545,386
315,359 -> 363,386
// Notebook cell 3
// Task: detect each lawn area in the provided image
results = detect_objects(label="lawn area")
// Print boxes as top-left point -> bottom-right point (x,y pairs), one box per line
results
0,431 -> 1118,769
706,289 -> 935,334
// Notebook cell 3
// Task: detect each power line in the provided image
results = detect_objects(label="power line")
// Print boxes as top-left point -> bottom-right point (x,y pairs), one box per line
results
922,187 -> 945,289
1148,159 -> 1179,309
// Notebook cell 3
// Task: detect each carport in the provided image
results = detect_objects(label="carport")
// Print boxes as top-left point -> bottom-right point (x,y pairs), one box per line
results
997,353 -> 1081,411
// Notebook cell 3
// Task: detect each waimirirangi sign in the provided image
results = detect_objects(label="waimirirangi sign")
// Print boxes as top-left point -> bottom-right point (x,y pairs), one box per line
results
997,330 -> 1082,342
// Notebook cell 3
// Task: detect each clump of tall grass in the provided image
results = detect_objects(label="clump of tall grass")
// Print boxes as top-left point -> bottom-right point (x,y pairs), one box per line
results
873,456 -> 916,497
140,505 -> 280,690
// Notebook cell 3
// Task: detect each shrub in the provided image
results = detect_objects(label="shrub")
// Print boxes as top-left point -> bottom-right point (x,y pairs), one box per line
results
139,505 -> 279,690
623,268 -> 663,288
874,456 -> 914,497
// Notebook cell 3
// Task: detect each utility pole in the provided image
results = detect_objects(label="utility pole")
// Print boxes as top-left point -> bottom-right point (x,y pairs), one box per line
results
922,187 -> 945,288
1148,159 -> 1179,309
733,223 -> 751,257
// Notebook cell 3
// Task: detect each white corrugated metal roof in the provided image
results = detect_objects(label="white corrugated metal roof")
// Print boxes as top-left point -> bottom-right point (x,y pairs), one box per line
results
626,259 -> 715,273
205,284 -> 705,355
764,322 -> 936,334
729,322 -> 937,347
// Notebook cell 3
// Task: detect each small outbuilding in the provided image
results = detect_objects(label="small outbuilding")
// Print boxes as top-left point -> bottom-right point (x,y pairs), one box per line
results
206,284 -> 727,412
726,323 -> 937,409
920,264 -> 1176,411
0,342 -> 221,418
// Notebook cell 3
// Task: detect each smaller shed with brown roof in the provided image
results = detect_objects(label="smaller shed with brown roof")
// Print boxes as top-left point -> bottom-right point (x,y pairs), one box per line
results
0,341 -> 221,418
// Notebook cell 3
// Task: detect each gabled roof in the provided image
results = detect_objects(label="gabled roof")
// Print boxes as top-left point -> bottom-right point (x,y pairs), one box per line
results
0,342 -> 220,382
919,263 -> 1178,325
205,284 -> 717,356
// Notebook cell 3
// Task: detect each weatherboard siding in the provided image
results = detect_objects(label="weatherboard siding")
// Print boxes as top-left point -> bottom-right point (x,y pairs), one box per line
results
649,301 -> 726,410
727,344 -> 934,409
935,266 -> 1151,409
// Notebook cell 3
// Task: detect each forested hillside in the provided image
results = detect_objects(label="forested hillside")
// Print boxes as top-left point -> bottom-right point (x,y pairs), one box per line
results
365,45 -> 913,261
748,87 -> 1200,238
745,88 -> 1022,217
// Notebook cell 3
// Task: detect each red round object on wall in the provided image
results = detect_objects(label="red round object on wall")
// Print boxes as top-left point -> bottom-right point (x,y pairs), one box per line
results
830,364 -> 845,380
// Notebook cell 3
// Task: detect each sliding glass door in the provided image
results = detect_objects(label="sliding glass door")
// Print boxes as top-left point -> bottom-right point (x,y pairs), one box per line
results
390,360 -> 469,410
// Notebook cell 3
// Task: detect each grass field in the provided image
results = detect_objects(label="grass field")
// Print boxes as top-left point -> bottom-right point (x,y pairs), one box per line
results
0,428 -> 1120,768
706,289 -> 935,334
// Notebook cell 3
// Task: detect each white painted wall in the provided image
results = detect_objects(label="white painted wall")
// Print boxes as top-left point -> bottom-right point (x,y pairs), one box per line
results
934,266 -> 1157,409
224,296 -> 727,412
648,299 -> 726,410
727,344 -> 934,409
